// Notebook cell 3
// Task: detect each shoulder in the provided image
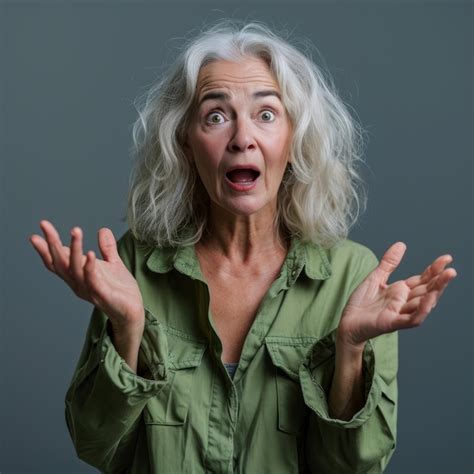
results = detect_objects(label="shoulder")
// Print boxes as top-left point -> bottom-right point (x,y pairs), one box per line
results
321,239 -> 379,285
326,239 -> 378,268
115,228 -> 157,272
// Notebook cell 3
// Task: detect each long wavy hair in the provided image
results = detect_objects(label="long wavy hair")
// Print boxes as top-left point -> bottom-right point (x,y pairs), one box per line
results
126,19 -> 368,249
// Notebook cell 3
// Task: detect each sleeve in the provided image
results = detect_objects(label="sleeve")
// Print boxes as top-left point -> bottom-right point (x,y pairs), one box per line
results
64,230 -> 170,472
298,249 -> 398,473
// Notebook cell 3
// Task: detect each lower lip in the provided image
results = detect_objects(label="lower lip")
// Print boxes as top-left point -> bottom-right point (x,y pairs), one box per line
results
224,175 -> 260,192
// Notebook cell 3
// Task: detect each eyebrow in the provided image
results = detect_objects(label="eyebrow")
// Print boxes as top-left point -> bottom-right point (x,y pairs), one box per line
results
198,90 -> 281,106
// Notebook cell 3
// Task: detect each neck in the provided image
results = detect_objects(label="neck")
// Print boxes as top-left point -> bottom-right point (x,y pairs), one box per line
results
197,205 -> 289,272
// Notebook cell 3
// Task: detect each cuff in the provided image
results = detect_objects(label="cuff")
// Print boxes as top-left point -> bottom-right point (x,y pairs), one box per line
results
299,328 -> 382,428
97,310 -> 171,400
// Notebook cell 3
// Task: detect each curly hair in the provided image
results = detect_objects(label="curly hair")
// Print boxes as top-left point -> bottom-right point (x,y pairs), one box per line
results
126,19 -> 368,249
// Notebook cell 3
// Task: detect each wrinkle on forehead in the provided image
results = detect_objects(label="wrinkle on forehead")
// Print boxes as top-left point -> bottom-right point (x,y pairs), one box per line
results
195,57 -> 281,100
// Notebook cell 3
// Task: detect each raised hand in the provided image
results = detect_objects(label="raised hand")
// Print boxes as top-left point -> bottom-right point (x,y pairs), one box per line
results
337,242 -> 457,348
29,220 -> 145,333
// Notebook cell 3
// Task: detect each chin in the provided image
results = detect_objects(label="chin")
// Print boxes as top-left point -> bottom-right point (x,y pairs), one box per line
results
216,196 -> 274,218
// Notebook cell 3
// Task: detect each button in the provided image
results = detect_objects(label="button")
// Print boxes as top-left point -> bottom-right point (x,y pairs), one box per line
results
291,269 -> 296,277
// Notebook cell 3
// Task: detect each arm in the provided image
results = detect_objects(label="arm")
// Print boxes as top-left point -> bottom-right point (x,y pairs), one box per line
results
65,305 -> 170,472
300,328 -> 398,474
30,222 -> 169,471
328,337 -> 366,421
298,247 -> 395,473
109,315 -> 144,374
63,229 -> 169,472
301,241 -> 455,473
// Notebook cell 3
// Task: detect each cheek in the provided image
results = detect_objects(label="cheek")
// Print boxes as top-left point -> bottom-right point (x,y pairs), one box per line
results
193,130 -> 226,160
196,133 -> 229,168
192,144 -> 222,188
267,136 -> 291,166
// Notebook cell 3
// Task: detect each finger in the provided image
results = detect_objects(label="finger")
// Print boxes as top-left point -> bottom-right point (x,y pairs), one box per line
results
40,220 -> 70,277
397,292 -> 436,329
400,293 -> 432,314
405,255 -> 454,289
98,228 -> 120,263
413,292 -> 437,325
427,267 -> 457,292
407,270 -> 450,299
83,250 -> 100,298
69,227 -> 85,283
376,242 -> 407,285
29,234 -> 55,272
428,269 -> 457,304
419,254 -> 453,285
405,274 -> 422,289
405,267 -> 457,312
407,282 -> 429,300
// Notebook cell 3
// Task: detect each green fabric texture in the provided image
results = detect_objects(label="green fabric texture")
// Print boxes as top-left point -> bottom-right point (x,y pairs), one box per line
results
64,228 -> 398,473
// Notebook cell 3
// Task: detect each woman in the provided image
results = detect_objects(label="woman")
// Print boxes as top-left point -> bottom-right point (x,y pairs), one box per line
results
29,20 -> 456,473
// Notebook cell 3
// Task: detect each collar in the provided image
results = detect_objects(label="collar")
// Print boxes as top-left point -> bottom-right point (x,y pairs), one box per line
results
145,227 -> 332,284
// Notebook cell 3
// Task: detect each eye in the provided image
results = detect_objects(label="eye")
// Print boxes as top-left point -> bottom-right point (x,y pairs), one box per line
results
206,111 -> 225,124
260,109 -> 276,122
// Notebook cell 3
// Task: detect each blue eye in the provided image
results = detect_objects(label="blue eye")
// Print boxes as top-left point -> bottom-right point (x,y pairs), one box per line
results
260,110 -> 275,122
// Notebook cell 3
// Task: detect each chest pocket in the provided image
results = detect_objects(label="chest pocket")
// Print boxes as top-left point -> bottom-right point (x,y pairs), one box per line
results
143,327 -> 208,426
265,336 -> 317,435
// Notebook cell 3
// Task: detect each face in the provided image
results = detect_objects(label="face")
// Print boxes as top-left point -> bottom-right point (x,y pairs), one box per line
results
184,56 -> 293,219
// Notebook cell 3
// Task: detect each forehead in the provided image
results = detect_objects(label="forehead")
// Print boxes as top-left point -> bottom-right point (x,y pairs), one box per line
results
195,57 -> 281,97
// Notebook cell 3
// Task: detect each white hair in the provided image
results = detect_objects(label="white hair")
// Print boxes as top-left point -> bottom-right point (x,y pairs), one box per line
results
126,19 -> 368,249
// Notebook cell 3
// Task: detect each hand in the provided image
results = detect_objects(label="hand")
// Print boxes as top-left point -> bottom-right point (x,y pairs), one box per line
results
29,220 -> 145,332
337,242 -> 457,348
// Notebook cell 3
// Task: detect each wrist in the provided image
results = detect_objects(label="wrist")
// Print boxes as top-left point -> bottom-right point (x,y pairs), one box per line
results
336,327 -> 366,355
329,331 -> 366,420
108,319 -> 144,342
107,320 -> 143,374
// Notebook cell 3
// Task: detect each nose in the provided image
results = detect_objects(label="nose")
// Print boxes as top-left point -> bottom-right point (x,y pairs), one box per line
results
227,116 -> 256,153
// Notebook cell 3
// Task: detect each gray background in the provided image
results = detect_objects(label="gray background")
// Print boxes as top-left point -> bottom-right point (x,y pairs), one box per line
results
1,1 -> 472,473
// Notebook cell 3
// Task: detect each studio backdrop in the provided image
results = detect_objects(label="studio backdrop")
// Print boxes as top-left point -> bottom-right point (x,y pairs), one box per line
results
1,1 -> 472,473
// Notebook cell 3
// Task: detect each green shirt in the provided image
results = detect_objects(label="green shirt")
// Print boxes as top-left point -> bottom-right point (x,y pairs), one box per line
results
65,228 -> 398,474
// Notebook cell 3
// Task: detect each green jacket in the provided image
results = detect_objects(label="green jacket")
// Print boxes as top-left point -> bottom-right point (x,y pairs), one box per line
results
65,229 -> 398,473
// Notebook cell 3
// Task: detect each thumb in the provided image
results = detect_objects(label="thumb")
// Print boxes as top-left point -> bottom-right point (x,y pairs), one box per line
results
98,227 -> 120,263
376,242 -> 407,285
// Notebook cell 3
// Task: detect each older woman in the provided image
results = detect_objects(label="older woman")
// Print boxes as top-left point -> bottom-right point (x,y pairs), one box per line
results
30,20 -> 456,474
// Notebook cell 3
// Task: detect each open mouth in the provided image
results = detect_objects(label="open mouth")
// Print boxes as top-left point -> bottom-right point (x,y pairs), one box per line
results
225,169 -> 261,184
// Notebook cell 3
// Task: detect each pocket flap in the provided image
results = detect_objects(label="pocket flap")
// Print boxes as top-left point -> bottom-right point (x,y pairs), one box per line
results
265,337 -> 317,381
264,336 -> 316,435
165,326 -> 208,370
144,329 -> 208,426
